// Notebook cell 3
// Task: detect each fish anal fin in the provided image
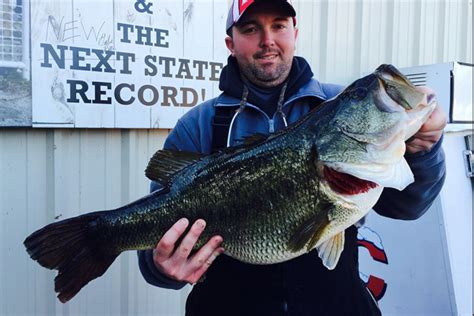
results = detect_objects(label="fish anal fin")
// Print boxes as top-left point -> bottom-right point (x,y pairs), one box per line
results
288,212 -> 329,253
145,149 -> 204,185
316,231 -> 345,270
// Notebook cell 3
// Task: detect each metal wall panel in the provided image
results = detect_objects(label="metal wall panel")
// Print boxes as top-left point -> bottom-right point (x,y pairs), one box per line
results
0,0 -> 472,315
0,129 -> 191,316
294,0 -> 472,85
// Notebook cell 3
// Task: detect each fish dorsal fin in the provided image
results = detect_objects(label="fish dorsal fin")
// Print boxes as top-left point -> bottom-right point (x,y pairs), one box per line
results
288,208 -> 330,252
145,149 -> 204,186
316,232 -> 345,270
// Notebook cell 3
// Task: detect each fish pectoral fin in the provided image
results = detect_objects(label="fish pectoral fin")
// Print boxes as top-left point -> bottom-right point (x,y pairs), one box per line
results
145,149 -> 204,185
288,211 -> 329,253
316,231 -> 345,270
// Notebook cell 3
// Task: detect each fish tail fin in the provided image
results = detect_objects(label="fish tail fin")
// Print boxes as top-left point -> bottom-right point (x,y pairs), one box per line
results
23,211 -> 119,303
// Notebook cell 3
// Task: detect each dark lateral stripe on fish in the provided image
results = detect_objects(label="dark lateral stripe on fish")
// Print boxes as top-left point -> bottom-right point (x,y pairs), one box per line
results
323,166 -> 378,195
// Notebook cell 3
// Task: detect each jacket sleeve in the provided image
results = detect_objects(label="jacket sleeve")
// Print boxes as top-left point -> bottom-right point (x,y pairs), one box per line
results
137,118 -> 204,290
373,135 -> 446,220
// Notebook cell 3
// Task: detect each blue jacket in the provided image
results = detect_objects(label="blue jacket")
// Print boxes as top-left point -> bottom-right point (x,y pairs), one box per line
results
138,76 -> 445,315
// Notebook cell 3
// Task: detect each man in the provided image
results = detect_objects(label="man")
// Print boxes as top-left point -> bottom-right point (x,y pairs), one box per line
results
138,0 -> 446,315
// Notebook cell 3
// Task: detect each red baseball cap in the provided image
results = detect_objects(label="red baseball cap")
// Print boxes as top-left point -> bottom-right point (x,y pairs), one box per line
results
226,0 -> 297,36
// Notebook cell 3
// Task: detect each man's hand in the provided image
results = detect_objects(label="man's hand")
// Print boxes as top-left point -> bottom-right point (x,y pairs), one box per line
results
152,218 -> 224,284
406,86 -> 447,155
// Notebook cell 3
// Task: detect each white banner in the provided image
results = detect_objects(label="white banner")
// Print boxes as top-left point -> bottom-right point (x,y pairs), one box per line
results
31,0 -> 228,128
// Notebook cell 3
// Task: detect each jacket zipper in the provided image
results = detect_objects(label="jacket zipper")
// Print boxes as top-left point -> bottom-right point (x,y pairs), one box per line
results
220,94 -> 322,139
268,119 -> 275,133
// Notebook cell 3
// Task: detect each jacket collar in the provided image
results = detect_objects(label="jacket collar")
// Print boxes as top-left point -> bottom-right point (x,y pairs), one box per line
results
214,78 -> 328,108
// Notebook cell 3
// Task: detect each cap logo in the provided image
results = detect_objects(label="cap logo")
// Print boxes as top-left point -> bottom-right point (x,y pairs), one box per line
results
227,0 -> 296,33
239,0 -> 254,16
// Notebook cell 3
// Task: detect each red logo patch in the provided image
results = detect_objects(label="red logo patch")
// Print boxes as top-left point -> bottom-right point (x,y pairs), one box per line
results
239,0 -> 254,15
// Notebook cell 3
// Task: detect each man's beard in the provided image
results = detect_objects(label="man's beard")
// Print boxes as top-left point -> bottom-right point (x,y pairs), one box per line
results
241,53 -> 292,88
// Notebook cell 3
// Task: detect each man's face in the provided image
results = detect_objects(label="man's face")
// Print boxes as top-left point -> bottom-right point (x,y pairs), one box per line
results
225,4 -> 298,88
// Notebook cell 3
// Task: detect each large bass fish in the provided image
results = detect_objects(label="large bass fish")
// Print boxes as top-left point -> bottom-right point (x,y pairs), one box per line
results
24,65 -> 436,303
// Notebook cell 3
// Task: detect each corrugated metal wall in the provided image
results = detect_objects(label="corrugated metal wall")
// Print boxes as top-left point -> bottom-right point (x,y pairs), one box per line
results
295,0 -> 472,85
1,0 -> 472,315
0,129 -> 192,316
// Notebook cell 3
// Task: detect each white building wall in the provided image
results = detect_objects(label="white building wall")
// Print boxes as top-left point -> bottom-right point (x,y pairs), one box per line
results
295,0 -> 472,85
0,0 -> 472,315
0,129 -> 192,316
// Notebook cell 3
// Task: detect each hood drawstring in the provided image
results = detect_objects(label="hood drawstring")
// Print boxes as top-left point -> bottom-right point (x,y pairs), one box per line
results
226,82 -> 289,148
227,85 -> 249,147
276,82 -> 289,128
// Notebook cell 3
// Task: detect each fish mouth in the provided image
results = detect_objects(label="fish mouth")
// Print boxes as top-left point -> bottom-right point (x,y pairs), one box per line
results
375,64 -> 422,111
375,64 -> 437,140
